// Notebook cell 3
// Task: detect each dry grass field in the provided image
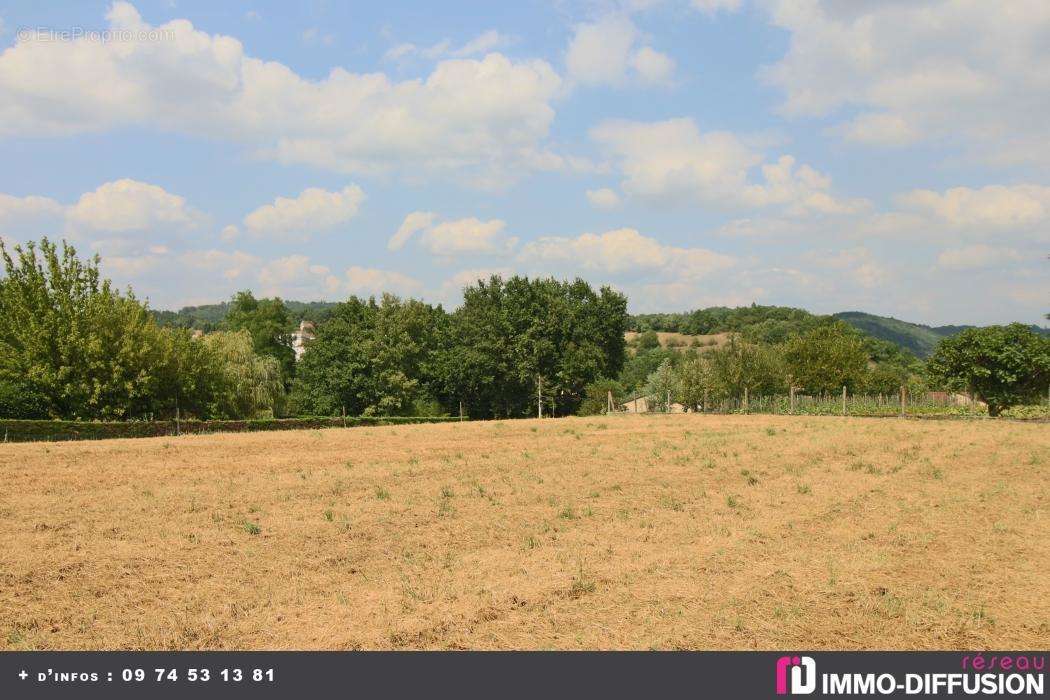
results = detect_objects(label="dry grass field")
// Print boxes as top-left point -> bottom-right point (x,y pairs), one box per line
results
1,415 -> 1047,650
624,330 -> 730,350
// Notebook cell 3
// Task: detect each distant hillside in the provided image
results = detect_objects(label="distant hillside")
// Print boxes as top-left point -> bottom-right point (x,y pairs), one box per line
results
832,312 -> 953,358
153,300 -> 339,331
835,311 -> 1049,358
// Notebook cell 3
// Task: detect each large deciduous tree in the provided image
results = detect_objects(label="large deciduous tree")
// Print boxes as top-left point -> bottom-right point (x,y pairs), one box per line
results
291,295 -> 446,416
782,322 -> 868,395
0,238 -> 204,419
927,324 -> 1050,416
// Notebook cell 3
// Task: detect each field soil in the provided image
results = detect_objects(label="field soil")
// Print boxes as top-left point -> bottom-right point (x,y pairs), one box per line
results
1,415 -> 1047,650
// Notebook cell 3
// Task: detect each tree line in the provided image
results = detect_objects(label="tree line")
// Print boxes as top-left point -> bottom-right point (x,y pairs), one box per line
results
1,238 -> 1046,421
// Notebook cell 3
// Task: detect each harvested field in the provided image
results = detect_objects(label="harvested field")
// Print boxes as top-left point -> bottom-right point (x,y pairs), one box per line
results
1,414 -> 1047,650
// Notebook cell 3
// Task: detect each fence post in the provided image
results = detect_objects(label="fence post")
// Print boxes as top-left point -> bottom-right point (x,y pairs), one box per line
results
900,385 -> 906,417
743,386 -> 749,414
842,385 -> 847,416
789,385 -> 795,414
537,375 -> 543,419
459,401 -> 464,421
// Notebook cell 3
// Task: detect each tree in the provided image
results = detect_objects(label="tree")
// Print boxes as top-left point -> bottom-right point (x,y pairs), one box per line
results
433,276 -> 628,418
291,295 -> 446,416
926,324 -> 1050,416
643,358 -> 678,412
203,331 -> 285,419
577,378 -> 624,415
706,336 -> 785,399
782,322 -> 868,395
676,356 -> 714,411
0,238 -> 200,419
224,291 -> 296,381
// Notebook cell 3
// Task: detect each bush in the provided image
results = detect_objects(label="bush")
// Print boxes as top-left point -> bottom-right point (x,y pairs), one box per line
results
0,416 -> 462,443
1000,404 -> 1050,420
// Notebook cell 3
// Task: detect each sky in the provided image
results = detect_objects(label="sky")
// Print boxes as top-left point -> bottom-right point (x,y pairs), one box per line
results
0,0 -> 1047,325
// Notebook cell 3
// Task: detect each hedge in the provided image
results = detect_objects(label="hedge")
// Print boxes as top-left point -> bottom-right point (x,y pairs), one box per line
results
0,415 -> 463,443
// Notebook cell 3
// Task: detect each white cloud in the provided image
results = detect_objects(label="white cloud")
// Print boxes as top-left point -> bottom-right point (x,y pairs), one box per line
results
67,179 -> 205,233
565,15 -> 675,87
801,247 -> 889,290
0,193 -> 66,236
451,30 -> 507,57
388,211 -> 437,251
0,3 -> 562,182
518,227 -> 734,279
243,185 -> 365,238
629,46 -> 676,86
384,30 -> 509,63
220,224 -> 239,242
742,155 -> 869,215
839,112 -> 918,146
388,212 -> 517,256
761,0 -> 1050,164
936,245 -> 1024,271
257,254 -> 341,298
344,266 -> 422,296
586,188 -> 621,209
591,118 -> 863,214
438,266 -> 514,305
186,249 -> 261,281
897,185 -> 1050,230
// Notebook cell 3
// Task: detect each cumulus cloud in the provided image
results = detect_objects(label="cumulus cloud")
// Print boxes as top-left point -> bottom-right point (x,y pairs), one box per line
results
591,118 -> 864,214
67,179 -> 206,233
0,3 -> 562,182
565,15 -> 675,87
388,212 -> 517,256
0,179 -> 206,257
761,0 -> 1050,164
586,188 -> 621,209
243,185 -> 365,238
897,185 -> 1050,231
518,227 -> 734,279
0,193 -> 66,237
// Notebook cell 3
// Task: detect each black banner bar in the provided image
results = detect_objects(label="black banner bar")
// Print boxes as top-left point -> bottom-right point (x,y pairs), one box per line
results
0,651 -> 1046,699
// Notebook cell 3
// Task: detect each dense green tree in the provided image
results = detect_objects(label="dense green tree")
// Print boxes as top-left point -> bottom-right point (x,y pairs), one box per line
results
0,238 -> 204,419
706,336 -> 786,398
224,291 -> 296,380
291,295 -> 446,416
926,324 -> 1050,416
433,276 -> 628,418
782,322 -> 868,395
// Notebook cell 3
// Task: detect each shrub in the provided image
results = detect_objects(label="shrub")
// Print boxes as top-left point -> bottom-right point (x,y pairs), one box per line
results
0,415 -> 462,443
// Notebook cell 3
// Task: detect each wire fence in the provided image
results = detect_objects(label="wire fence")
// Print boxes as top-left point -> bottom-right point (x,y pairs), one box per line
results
632,390 -> 988,417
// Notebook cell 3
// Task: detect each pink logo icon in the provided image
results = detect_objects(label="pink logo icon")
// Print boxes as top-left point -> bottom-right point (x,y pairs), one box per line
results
776,655 -> 816,695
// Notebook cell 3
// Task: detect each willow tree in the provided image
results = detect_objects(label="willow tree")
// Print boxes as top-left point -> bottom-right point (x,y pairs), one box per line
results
202,330 -> 285,419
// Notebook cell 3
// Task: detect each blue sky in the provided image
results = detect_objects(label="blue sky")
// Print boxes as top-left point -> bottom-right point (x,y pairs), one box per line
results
0,0 -> 1046,325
